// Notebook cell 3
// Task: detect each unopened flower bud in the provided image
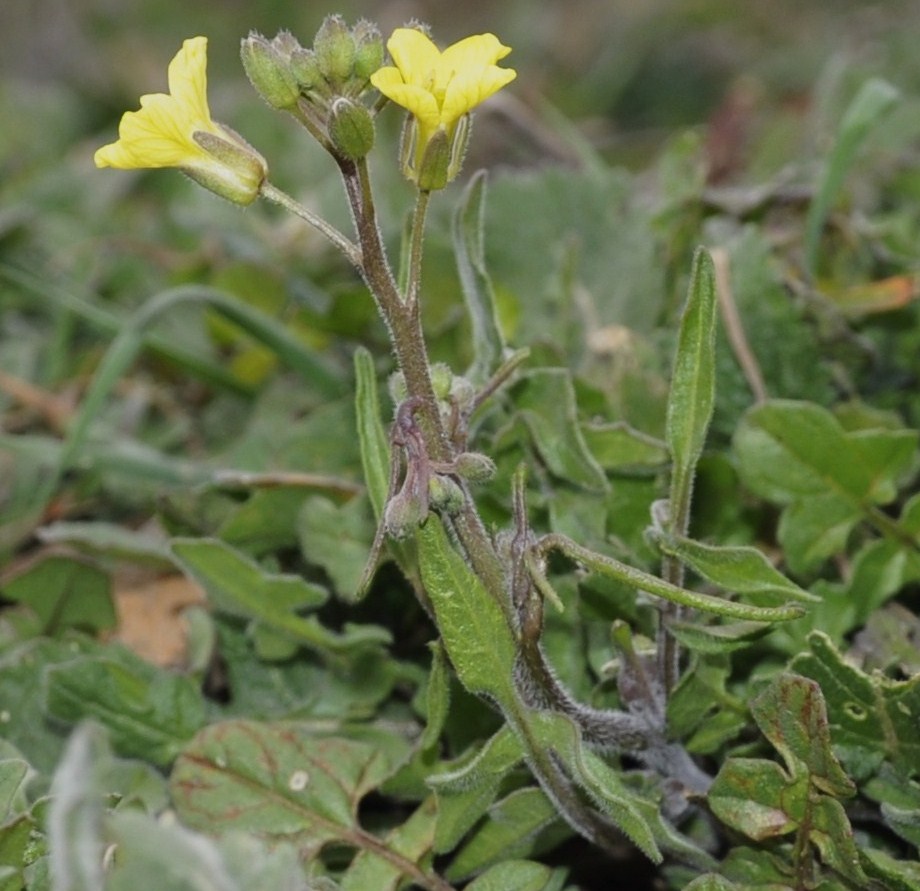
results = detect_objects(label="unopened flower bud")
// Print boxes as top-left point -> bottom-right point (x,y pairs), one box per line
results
449,375 -> 476,412
430,363 -> 453,399
271,31 -> 302,57
241,32 -> 301,110
328,97 -> 375,160
290,48 -> 324,93
314,15 -> 356,88
428,474 -> 465,515
352,20 -> 384,84
189,127 -> 268,205
384,489 -> 427,539
453,452 -> 497,483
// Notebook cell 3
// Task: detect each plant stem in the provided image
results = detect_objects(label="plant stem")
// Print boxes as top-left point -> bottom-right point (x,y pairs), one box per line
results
658,467 -> 692,694
406,189 -> 431,306
259,181 -> 362,268
337,159 -> 513,613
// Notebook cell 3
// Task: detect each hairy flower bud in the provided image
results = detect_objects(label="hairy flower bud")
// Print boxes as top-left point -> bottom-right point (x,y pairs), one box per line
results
428,474 -> 465,515
384,488 -> 427,539
453,451 -> 497,483
314,15 -> 356,88
241,32 -> 301,110
328,97 -> 375,160
352,20 -> 385,84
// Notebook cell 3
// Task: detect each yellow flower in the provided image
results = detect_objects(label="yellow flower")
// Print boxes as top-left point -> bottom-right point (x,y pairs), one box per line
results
95,37 -> 267,205
370,29 -> 516,187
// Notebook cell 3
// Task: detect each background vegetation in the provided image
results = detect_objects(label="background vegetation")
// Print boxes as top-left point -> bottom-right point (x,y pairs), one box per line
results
3,1 -> 920,889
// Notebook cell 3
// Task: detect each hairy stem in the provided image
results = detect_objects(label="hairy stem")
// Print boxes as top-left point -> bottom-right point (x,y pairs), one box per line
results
260,182 -> 361,268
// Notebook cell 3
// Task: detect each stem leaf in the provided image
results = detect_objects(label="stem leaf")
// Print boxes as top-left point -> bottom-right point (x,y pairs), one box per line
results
665,246 -> 717,495
416,517 -> 517,706
453,170 -> 506,384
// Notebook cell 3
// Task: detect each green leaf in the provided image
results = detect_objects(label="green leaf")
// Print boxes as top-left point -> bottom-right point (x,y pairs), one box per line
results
667,619 -> 773,655
453,170 -> 506,384
651,533 -> 818,604
777,492 -> 862,575
791,631 -> 920,779
734,400 -> 917,505
710,757 -> 808,840
43,649 -> 206,766
170,537 -> 390,658
0,816 -> 34,891
709,673 -> 867,885
36,521 -> 173,568
861,848 -> 920,891
172,721 -> 386,833
0,760 -> 30,823
683,875 -> 739,891
804,78 -> 899,276
581,421 -> 667,472
352,345 -> 418,592
734,400 -> 918,571
106,813 -> 311,891
338,796 -> 437,891
463,860 -> 567,891
217,488 -> 311,554
520,710 -> 664,864
420,642 -> 451,752
298,495 -> 373,600
171,721 -> 395,858
46,723 -> 111,891
750,674 -> 855,799
416,517 -> 517,705
666,246 -> 717,495
61,285 -> 345,479
514,369 -> 609,492
1,555 -> 115,636
428,727 -> 524,854
353,346 -> 391,520
446,787 -> 559,881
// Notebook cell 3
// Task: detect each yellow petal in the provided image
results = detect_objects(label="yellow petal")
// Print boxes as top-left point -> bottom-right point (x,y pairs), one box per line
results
371,69 -> 442,133
385,28 -> 441,88
167,36 -> 213,126
440,33 -> 512,72
94,35 -> 216,171
441,64 -> 516,126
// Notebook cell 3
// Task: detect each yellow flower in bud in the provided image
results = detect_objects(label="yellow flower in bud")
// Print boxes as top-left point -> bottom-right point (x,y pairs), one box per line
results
95,37 -> 267,205
370,29 -> 515,184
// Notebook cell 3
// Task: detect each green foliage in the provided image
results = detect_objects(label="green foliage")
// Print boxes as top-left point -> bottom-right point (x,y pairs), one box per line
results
5,6 -> 920,889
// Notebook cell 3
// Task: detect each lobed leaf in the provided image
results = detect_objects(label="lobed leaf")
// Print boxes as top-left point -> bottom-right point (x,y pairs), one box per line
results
791,632 -> 920,780
170,721 -> 390,854
171,537 -> 390,658
43,650 -> 206,767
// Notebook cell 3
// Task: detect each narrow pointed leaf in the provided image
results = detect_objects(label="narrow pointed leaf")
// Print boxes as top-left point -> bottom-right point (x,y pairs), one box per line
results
666,247 -> 717,492
453,170 -> 506,384
804,78 -> 899,276
651,533 -> 818,604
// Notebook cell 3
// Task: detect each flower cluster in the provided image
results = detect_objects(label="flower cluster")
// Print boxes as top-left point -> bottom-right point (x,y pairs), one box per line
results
95,22 -> 516,195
